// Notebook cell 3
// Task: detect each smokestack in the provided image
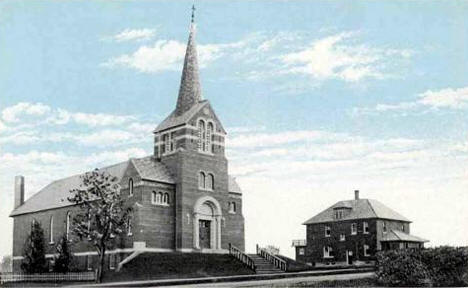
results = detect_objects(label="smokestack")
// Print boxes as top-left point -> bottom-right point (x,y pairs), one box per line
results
354,190 -> 360,200
14,176 -> 25,209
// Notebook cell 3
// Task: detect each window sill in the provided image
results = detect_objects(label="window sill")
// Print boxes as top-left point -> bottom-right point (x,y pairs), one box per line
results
151,203 -> 170,207
127,233 -> 133,237
351,233 -> 357,236
323,256 -> 334,259
49,241 -> 55,245
325,235 -> 331,238
228,211 -> 236,214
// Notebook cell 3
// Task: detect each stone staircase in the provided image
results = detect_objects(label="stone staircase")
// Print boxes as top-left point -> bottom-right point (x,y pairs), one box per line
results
248,254 -> 285,274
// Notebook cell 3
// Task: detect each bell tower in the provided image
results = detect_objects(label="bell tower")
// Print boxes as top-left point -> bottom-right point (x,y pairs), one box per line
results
152,6 -> 244,252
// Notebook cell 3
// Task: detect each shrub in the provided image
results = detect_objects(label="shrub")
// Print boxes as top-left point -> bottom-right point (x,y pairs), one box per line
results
376,247 -> 468,287
420,246 -> 468,287
21,221 -> 47,273
376,249 -> 431,287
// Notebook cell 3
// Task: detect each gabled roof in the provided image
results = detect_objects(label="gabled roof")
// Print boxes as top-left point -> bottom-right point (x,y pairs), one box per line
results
382,230 -> 429,243
154,100 -> 208,132
303,199 -> 410,225
10,161 -> 130,217
10,156 -> 175,217
131,156 -> 175,184
228,176 -> 242,194
154,100 -> 226,134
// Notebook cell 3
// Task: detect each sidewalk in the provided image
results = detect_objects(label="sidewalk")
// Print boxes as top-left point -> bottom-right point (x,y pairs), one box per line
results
71,267 -> 374,287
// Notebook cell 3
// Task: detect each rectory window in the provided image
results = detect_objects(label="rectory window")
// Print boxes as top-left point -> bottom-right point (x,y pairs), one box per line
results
364,244 -> 370,256
323,246 -> 333,258
325,225 -> 331,237
340,234 -> 345,241
363,221 -> 369,234
351,223 -> 357,235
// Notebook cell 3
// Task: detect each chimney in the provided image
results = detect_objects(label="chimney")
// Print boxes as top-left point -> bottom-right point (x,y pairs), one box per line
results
354,190 -> 360,200
14,176 -> 25,209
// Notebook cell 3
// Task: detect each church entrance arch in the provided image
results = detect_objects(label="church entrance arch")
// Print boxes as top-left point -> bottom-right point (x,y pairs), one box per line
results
193,196 -> 222,250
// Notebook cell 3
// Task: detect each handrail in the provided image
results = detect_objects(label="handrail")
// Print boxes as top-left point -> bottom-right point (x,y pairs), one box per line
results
228,243 -> 256,272
256,244 -> 288,271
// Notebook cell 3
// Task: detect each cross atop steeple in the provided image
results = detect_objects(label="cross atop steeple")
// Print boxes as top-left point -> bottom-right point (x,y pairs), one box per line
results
174,5 -> 202,116
191,4 -> 195,23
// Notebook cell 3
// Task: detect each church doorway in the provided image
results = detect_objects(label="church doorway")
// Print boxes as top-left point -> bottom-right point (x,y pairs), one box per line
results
193,196 -> 222,251
199,220 -> 211,249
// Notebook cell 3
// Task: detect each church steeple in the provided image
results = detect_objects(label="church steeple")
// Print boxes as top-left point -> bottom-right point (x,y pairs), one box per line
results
175,5 -> 202,116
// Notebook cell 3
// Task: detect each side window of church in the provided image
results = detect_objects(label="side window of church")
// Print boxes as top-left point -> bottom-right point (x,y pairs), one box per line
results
229,202 -> 236,214
199,172 -> 206,189
129,178 -> 134,196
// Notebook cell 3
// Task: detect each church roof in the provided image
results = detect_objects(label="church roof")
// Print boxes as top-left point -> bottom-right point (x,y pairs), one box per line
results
303,199 -> 410,225
382,230 -> 429,243
10,161 -> 130,217
10,156 -> 175,217
154,100 -> 209,132
10,155 -> 241,217
228,176 -> 242,194
131,156 -> 175,184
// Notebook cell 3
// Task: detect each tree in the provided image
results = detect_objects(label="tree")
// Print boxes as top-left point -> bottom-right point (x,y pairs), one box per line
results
53,234 -> 72,273
68,169 -> 131,283
21,221 -> 47,273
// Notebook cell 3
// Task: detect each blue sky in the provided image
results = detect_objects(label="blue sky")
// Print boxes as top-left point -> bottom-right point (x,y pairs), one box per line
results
1,0 -> 468,259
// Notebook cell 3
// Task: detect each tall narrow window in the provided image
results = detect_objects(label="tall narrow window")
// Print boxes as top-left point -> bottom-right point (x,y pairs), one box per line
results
157,192 -> 163,204
229,202 -> 236,213
163,193 -> 169,205
383,222 -> 387,233
127,216 -> 133,236
325,225 -> 331,237
151,191 -> 157,204
66,212 -> 71,240
164,133 -> 170,153
199,171 -> 206,189
207,173 -> 214,190
351,223 -> 357,235
363,222 -> 369,234
170,132 -> 176,152
129,178 -> 134,196
198,120 -> 205,151
207,122 -> 214,153
49,216 -> 54,243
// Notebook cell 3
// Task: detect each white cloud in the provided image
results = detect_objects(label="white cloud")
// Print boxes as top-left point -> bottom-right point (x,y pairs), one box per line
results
2,102 -> 51,123
102,37 -> 245,73
280,32 -> 393,82
111,28 -> 156,42
418,86 -> 468,109
353,86 -> 468,115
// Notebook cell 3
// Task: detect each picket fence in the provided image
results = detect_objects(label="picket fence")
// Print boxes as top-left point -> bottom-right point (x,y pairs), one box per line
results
0,271 -> 96,284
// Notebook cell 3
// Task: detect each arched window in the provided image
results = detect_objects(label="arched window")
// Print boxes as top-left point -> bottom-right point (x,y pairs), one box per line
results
129,178 -> 134,196
158,192 -> 163,204
207,122 -> 214,153
49,216 -> 54,243
163,193 -> 170,205
198,120 -> 206,151
199,171 -> 206,189
66,212 -> 71,240
151,191 -> 157,204
207,173 -> 214,190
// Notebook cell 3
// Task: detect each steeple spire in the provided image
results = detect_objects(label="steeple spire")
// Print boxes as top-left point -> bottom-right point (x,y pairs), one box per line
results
175,5 -> 202,116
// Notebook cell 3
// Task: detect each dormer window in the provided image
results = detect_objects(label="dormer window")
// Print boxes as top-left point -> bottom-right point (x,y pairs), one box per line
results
335,209 -> 344,220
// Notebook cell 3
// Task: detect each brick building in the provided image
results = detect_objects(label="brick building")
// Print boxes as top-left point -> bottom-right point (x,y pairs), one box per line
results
9,11 -> 245,272
292,190 -> 427,266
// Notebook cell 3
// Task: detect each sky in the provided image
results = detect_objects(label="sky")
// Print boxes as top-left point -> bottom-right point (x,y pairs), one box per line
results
1,0 -> 468,260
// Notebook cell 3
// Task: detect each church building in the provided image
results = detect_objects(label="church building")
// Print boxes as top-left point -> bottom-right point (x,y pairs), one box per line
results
10,8 -> 245,272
